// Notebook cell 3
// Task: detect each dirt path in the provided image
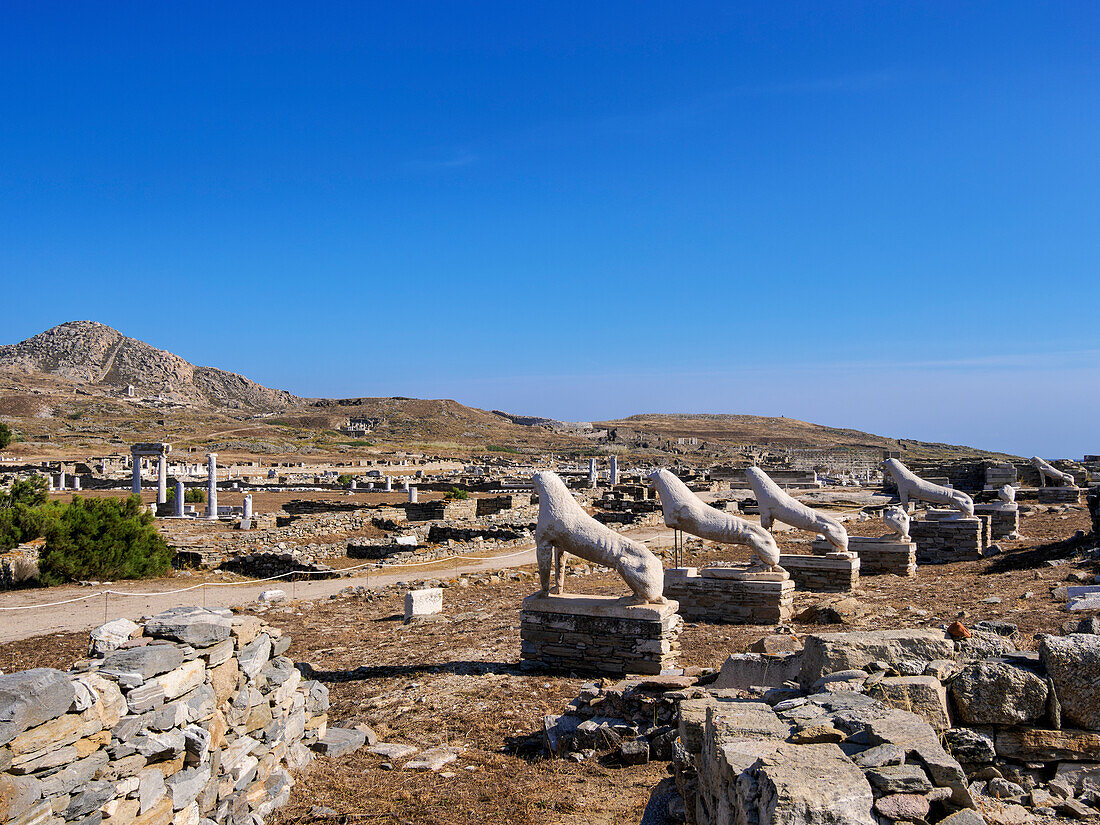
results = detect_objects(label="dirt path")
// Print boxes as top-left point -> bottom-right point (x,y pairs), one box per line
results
0,525 -> 679,643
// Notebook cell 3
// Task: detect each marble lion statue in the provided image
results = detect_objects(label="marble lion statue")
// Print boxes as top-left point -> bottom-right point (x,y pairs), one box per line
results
1031,456 -> 1075,487
883,506 -> 910,541
745,466 -> 849,552
532,471 -> 667,605
648,468 -> 781,570
883,458 -> 974,517
998,484 -> 1016,504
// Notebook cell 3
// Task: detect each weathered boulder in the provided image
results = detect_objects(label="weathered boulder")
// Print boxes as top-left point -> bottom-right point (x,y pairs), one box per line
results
734,743 -> 875,825
865,765 -> 933,795
89,618 -> 141,655
0,669 -> 76,747
1039,633 -> 1100,730
101,645 -> 184,680
943,727 -> 996,763
867,676 -> 951,732
712,653 -> 802,691
995,727 -> 1100,761
144,607 -> 233,648
949,661 -> 1048,726
800,630 -> 955,689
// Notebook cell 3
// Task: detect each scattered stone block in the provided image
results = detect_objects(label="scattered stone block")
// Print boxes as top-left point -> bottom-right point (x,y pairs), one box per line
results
949,661 -> 1048,726
799,630 -> 955,690
867,675 -> 951,732
404,588 -> 443,622
402,745 -> 463,771
313,728 -> 367,757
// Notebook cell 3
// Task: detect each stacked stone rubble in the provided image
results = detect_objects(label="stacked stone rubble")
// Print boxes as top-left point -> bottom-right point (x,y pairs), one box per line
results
0,606 -> 332,825
910,515 -> 987,563
824,537 -> 916,577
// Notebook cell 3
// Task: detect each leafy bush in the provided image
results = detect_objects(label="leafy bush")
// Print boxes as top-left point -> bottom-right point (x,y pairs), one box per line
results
166,486 -> 206,504
1,475 -> 48,509
0,423 -> 12,448
337,473 -> 353,486
35,495 -> 173,585
444,486 -> 469,500
486,444 -> 519,453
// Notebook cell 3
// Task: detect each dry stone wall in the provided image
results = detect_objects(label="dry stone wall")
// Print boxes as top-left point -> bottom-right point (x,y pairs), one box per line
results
0,607 -> 332,825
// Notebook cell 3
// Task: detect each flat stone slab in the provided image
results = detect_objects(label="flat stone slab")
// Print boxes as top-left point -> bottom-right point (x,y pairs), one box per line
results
402,745 -> 464,771
368,742 -> 419,760
521,592 -> 678,621
313,728 -> 368,757
144,607 -> 233,647
700,566 -> 790,582
0,669 -> 76,747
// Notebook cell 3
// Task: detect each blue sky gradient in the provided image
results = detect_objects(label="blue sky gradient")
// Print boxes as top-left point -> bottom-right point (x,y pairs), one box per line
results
2,2 -> 1098,457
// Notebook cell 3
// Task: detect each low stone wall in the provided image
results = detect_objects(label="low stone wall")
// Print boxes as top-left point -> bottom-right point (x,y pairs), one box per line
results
778,553 -> 859,592
218,553 -> 338,580
403,500 -> 476,522
519,593 -> 681,675
972,502 -> 1019,539
474,494 -> 530,517
0,607 -> 331,825
1038,486 -> 1081,504
910,515 -> 986,563
663,568 -> 793,624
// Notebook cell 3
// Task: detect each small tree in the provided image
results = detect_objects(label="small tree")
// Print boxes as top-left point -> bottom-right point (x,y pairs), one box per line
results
0,423 -> 13,449
0,475 -> 48,509
444,486 -> 469,500
337,473 -> 353,486
37,495 -> 173,585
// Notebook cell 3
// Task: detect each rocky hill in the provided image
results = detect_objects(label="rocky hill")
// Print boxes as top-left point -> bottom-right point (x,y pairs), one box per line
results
0,321 -> 298,410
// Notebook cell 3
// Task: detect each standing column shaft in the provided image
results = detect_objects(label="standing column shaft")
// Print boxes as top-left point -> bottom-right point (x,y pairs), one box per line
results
157,455 -> 167,504
609,455 -> 619,486
588,458 -> 597,488
206,453 -> 219,519
409,486 -> 418,503
243,494 -> 253,520
174,481 -> 184,517
131,454 -> 142,495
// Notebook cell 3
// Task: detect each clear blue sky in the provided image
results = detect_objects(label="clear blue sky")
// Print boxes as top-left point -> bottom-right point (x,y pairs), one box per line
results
2,2 -> 1098,457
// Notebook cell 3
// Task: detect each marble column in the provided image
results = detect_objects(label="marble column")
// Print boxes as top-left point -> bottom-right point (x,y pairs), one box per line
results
588,458 -> 597,488
157,454 -> 167,505
206,453 -> 218,520
131,455 -> 142,495
72,476 -> 81,491
57,472 -> 66,491
610,455 -> 619,486
408,486 -> 418,503
174,481 -> 184,517
384,476 -> 392,492
243,494 -> 253,520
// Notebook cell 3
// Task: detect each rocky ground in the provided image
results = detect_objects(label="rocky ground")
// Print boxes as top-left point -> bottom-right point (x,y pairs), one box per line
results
1,507 -> 1095,825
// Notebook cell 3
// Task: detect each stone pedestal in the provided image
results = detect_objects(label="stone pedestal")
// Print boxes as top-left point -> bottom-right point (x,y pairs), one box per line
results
663,567 -> 793,624
520,593 -> 681,675
780,551 -> 859,592
1038,486 -> 1081,504
910,513 -> 986,563
973,502 -> 1020,539
821,537 -> 916,576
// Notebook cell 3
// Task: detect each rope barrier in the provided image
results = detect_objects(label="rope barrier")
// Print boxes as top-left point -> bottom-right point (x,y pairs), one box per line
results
0,546 -> 538,612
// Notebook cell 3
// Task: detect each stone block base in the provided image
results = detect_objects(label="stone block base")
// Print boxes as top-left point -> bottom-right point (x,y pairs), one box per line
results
663,567 -> 793,624
910,515 -> 985,563
816,537 -> 916,576
973,502 -> 1020,539
520,593 -> 681,675
780,551 -> 859,592
1038,486 -> 1081,504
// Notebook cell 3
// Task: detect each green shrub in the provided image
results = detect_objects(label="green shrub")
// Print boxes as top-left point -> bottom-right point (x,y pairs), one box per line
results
444,486 -> 469,500
0,475 -> 48,509
36,495 -> 173,585
337,473 -> 353,486
166,487 -> 206,504
486,444 -> 519,453
0,423 -> 12,449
